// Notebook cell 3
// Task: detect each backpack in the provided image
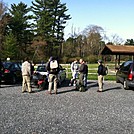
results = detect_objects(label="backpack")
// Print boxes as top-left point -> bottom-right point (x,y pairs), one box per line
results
79,86 -> 85,92
102,66 -> 108,75
76,80 -> 85,92
50,60 -> 58,73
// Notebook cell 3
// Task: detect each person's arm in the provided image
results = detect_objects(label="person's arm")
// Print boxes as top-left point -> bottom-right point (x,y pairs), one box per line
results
28,63 -> 31,76
71,63 -> 74,72
46,62 -> 50,71
57,63 -> 60,73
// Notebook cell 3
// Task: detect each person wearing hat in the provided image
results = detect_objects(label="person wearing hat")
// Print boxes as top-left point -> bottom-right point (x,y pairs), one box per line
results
97,59 -> 104,92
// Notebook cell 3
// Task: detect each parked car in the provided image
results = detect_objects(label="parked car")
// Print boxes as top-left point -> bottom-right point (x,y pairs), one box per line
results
32,65 -> 48,86
58,65 -> 66,85
2,62 -> 22,84
32,64 -> 66,87
116,60 -> 134,89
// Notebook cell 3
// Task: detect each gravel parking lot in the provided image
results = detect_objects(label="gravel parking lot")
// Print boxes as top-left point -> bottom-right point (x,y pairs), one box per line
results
0,80 -> 134,134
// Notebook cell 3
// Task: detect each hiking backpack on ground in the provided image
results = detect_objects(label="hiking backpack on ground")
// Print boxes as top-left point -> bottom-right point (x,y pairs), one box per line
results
75,80 -> 85,92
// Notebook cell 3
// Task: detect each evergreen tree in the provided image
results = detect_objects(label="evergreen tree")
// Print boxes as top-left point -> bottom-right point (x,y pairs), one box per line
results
125,39 -> 134,46
0,1 -> 9,58
31,0 -> 71,58
3,32 -> 18,59
7,2 -> 33,60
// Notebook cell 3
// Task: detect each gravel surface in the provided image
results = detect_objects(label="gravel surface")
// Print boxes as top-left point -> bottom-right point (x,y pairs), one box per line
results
0,80 -> 134,134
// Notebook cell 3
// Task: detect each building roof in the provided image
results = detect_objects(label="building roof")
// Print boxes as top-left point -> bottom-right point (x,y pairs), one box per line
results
101,45 -> 134,55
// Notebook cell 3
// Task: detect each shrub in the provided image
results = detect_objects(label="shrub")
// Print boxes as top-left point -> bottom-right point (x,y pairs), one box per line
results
86,55 -> 98,63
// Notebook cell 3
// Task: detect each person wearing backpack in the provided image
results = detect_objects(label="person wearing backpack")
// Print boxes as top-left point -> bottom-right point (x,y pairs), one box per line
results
69,59 -> 79,86
97,59 -> 105,92
46,57 -> 60,95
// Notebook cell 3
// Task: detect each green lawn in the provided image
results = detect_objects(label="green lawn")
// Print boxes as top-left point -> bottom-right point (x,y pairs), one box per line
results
66,72 -> 116,81
63,63 -> 116,81
87,74 -> 116,81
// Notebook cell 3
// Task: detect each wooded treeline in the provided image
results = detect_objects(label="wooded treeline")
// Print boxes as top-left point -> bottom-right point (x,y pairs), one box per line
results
0,0 -> 134,63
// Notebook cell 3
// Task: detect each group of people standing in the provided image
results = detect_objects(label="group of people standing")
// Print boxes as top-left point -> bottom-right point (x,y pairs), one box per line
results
21,56 -> 60,94
69,58 -> 88,88
69,58 -> 107,92
0,57 -> 106,93
21,57 -> 89,94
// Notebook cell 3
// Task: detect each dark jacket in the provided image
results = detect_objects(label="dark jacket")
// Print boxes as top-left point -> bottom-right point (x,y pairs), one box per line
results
79,63 -> 88,74
97,64 -> 104,75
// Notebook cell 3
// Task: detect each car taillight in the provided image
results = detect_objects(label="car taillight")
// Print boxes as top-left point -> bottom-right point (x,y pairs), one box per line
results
4,69 -> 10,73
128,71 -> 133,80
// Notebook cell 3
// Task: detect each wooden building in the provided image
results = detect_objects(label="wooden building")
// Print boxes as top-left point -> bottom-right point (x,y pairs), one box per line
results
101,45 -> 134,67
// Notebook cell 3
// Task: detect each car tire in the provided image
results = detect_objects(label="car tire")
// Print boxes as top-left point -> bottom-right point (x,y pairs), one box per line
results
116,77 -> 120,83
123,80 -> 129,90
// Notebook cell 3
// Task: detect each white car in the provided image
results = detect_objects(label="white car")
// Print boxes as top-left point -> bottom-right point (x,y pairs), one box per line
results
32,64 -> 66,86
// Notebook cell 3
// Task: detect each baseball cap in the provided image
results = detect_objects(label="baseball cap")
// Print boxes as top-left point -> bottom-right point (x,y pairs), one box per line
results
98,59 -> 102,63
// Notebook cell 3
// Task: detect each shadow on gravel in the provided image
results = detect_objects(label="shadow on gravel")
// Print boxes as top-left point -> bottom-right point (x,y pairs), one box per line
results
102,86 -> 122,92
59,79 -> 70,88
32,89 -> 45,93
57,88 -> 78,94
1,83 -> 22,88
87,81 -> 98,89
30,85 -> 48,93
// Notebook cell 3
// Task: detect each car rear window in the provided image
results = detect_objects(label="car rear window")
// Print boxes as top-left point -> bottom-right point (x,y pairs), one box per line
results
36,66 -> 47,72
120,61 -> 133,71
124,61 -> 133,67
3,62 -> 12,69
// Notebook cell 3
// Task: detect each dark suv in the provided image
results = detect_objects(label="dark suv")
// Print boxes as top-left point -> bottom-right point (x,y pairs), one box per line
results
116,60 -> 134,89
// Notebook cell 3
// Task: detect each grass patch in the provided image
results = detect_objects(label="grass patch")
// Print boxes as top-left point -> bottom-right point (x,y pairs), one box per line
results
63,63 -> 116,81
66,73 -> 116,81
87,74 -> 115,81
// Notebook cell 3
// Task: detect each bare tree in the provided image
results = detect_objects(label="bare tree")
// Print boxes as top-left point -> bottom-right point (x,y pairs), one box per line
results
109,34 -> 124,45
83,25 -> 104,55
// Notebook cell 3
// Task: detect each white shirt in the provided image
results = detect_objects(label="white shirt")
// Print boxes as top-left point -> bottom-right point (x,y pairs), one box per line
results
22,61 -> 31,76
